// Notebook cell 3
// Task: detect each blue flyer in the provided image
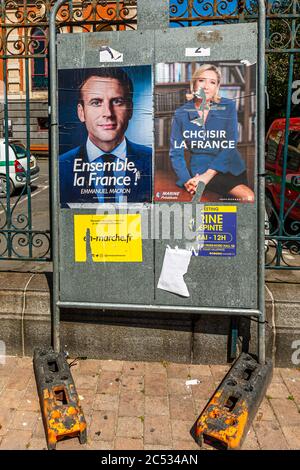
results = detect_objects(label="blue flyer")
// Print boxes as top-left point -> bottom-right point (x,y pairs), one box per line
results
192,206 -> 237,257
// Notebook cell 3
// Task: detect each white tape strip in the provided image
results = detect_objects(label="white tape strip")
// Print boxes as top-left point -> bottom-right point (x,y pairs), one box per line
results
240,59 -> 255,66
0,340 -> 6,365
186,379 -> 201,386
99,46 -> 123,63
185,47 -> 211,57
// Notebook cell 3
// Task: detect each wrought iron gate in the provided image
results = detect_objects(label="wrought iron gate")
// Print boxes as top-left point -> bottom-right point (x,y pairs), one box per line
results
0,0 -> 137,263
170,0 -> 300,269
0,0 -> 299,269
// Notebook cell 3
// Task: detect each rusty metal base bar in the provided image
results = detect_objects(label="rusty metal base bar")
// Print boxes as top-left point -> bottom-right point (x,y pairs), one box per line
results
193,352 -> 273,450
33,347 -> 87,450
57,301 -> 261,317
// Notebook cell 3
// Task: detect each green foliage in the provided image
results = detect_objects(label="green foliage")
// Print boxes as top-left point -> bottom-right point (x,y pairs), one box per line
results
287,395 -> 295,401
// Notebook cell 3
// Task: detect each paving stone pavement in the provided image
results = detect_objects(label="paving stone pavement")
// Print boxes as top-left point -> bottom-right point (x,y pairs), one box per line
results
0,357 -> 300,451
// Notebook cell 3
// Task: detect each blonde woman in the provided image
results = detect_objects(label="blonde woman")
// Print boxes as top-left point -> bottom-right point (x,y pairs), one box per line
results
169,64 -> 254,202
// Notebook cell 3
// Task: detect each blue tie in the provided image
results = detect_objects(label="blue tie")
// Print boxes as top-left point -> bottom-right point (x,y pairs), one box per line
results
102,154 -> 116,202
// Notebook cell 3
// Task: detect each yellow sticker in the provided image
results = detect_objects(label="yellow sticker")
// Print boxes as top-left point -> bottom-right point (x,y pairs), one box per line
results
74,214 -> 142,263
203,206 -> 237,213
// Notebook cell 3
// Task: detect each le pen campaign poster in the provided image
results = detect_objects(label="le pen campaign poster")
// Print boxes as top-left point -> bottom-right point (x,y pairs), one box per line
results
154,61 -> 256,204
58,65 -> 152,207
58,62 -> 256,207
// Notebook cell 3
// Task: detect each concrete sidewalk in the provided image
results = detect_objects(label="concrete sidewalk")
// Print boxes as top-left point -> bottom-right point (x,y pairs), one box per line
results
1,270 -> 300,366
0,357 -> 300,450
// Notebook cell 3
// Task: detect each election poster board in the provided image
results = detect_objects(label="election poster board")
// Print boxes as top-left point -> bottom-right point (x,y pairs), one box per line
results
56,24 -> 259,310
154,61 -> 256,204
58,65 -> 152,207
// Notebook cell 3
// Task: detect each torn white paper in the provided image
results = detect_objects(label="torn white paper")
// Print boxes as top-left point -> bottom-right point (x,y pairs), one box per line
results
240,59 -> 255,66
186,379 -> 201,386
185,47 -> 211,57
157,246 -> 192,297
99,46 -> 123,63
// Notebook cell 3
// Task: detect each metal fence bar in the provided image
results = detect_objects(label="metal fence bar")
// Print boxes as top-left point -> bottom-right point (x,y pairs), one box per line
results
3,57 -> 12,257
58,301 -> 261,316
49,0 -> 67,353
258,0 -> 266,364
276,51 -> 294,265
25,55 -> 33,258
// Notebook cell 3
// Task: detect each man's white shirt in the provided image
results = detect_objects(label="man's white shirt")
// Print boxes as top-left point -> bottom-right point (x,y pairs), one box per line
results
86,137 -> 127,202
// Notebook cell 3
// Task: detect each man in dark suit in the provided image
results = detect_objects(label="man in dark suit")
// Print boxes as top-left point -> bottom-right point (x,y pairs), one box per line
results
59,67 -> 152,205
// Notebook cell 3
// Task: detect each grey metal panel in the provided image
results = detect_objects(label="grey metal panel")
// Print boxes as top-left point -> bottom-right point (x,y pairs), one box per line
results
57,23 -> 257,70
57,30 -> 155,69
154,204 -> 257,309
59,207 -> 154,304
154,23 -> 257,63
138,0 -> 169,31
57,24 -> 258,311
57,29 -> 155,305
152,22 -> 258,310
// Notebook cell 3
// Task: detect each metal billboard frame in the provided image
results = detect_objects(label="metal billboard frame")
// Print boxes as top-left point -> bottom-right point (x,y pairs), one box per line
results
49,0 -> 266,363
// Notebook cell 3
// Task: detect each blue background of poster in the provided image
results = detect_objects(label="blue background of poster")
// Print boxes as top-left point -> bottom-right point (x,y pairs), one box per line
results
194,210 -> 237,257
58,65 -> 152,155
